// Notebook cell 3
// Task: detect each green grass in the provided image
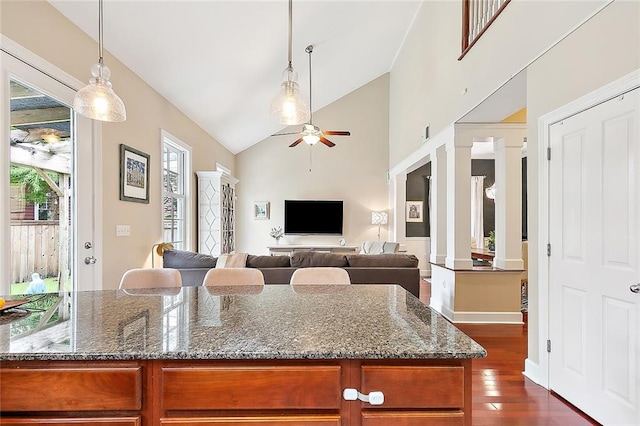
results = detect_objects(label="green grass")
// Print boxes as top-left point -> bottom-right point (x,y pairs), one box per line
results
11,277 -> 63,295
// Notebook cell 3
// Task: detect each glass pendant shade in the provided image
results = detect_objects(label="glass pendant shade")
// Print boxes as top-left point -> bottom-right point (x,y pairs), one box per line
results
74,62 -> 126,122
302,134 -> 319,145
270,66 -> 309,125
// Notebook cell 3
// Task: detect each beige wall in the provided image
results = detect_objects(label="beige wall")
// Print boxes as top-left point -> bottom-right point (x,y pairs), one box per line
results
525,0 -> 640,368
1,0 -> 234,289
236,74 -> 390,255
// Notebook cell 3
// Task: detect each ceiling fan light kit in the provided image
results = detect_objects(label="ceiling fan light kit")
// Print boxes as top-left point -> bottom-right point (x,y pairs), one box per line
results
271,0 -> 309,125
74,0 -> 126,122
285,44 -> 351,148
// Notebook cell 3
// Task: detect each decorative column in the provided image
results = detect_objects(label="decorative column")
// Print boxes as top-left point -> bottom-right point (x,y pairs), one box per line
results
445,137 -> 473,269
389,172 -> 407,243
493,137 -> 524,270
430,145 -> 447,264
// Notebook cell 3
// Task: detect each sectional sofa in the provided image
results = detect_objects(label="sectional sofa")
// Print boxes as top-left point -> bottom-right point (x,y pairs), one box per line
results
163,250 -> 421,298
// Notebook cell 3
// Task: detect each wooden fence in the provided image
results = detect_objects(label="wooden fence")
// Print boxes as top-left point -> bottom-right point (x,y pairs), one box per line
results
10,221 -> 60,284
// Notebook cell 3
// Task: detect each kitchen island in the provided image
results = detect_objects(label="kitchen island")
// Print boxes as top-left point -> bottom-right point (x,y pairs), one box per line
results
0,284 -> 486,426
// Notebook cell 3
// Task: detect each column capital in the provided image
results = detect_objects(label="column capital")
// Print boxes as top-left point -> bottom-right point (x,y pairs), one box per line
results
494,136 -> 525,150
447,137 -> 474,150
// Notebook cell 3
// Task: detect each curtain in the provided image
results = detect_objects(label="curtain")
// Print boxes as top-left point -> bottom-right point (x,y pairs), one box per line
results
470,176 -> 485,249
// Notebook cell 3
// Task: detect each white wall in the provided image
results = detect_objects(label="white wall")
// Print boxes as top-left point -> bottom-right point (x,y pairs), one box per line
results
1,1 -> 235,288
236,74 -> 390,255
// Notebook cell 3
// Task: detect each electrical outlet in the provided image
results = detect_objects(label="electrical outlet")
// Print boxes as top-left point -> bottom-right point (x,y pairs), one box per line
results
116,225 -> 130,237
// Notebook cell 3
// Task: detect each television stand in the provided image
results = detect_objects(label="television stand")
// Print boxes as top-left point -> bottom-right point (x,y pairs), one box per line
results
268,244 -> 360,256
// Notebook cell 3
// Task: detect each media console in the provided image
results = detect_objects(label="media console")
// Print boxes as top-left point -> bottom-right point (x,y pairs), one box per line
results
268,244 -> 360,256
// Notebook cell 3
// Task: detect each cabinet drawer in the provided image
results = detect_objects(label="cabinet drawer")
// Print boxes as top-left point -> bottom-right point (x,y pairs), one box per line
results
362,411 -> 464,426
0,417 -> 141,425
160,416 -> 340,425
361,366 -> 464,408
161,366 -> 341,410
0,367 -> 142,411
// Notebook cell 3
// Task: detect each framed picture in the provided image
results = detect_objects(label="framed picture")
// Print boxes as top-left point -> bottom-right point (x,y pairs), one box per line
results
406,201 -> 424,222
253,201 -> 270,220
120,144 -> 150,203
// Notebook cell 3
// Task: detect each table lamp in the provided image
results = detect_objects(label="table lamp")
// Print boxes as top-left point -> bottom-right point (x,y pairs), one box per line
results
151,242 -> 174,268
371,211 -> 389,242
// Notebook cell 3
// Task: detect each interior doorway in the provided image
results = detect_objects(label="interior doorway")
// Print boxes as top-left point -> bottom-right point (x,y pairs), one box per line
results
548,85 -> 639,425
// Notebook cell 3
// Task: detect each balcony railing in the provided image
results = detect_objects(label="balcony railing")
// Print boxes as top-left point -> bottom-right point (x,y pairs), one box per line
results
460,0 -> 511,59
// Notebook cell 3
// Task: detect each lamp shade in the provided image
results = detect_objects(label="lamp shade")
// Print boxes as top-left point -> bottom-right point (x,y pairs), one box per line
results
371,211 -> 388,225
270,67 -> 309,125
485,182 -> 496,200
74,63 -> 126,122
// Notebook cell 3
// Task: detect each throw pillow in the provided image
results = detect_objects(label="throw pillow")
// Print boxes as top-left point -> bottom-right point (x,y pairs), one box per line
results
291,251 -> 349,268
346,254 -> 419,268
247,255 -> 291,268
163,249 -> 217,268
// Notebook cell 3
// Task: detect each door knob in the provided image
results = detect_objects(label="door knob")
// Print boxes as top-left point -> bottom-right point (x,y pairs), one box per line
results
84,256 -> 97,265
631,284 -> 640,294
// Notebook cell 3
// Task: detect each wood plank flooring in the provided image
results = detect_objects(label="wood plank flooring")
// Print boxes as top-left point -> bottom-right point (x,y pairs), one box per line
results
419,279 -> 600,425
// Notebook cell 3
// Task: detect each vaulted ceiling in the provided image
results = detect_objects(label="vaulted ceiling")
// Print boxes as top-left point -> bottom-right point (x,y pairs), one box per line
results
48,0 -> 423,154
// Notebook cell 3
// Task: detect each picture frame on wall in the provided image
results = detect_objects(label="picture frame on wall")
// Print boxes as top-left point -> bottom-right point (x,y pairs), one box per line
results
254,201 -> 270,220
406,201 -> 423,222
120,144 -> 150,204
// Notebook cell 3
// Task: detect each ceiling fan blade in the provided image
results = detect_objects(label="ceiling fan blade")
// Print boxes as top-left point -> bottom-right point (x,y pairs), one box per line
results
319,136 -> 336,147
323,130 -> 350,136
289,137 -> 304,147
272,132 -> 301,137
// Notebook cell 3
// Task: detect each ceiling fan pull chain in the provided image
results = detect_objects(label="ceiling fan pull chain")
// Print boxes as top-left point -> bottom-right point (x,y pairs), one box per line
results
309,145 -> 313,172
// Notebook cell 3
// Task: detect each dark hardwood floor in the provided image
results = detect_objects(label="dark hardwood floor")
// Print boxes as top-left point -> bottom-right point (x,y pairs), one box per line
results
419,279 -> 600,425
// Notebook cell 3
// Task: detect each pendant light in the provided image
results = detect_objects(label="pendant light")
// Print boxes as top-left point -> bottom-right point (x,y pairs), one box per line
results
270,0 -> 309,125
74,0 -> 126,122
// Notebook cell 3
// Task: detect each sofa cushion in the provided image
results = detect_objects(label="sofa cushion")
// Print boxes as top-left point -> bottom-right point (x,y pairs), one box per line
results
346,254 -> 419,268
247,255 -> 291,268
163,249 -> 217,269
290,251 -> 349,268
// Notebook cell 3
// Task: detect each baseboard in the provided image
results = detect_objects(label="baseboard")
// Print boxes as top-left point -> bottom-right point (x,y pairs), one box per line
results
523,358 -> 548,388
452,311 -> 523,324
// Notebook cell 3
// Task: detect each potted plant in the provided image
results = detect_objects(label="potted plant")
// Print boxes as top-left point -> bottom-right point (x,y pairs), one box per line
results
270,227 -> 284,245
488,230 -> 496,252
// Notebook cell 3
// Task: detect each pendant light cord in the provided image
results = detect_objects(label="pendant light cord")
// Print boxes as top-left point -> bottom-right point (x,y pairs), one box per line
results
308,45 -> 313,124
287,0 -> 292,68
98,0 -> 104,66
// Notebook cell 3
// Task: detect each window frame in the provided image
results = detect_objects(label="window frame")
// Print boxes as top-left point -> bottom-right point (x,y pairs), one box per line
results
161,130 -> 192,251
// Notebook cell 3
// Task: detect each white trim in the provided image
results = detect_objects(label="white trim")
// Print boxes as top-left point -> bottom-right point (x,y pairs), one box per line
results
0,35 -> 83,90
535,68 -> 640,389
161,129 -> 193,252
523,358 -> 544,386
452,311 -> 523,324
389,124 -> 453,176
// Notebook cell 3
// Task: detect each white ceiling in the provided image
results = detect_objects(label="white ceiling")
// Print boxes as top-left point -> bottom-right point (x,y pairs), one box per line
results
49,0 -> 422,154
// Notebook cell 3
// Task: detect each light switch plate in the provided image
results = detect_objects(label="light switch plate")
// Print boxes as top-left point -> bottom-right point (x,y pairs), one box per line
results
116,225 -> 130,237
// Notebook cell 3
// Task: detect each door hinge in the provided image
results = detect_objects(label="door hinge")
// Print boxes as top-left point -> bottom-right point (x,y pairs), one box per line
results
547,243 -> 551,257
547,339 -> 551,353
547,147 -> 551,161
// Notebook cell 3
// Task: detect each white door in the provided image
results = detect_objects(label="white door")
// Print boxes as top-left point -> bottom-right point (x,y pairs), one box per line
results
549,88 -> 639,425
1,45 -> 101,294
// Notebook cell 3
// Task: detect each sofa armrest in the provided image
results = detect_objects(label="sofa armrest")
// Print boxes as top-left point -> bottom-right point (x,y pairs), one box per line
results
344,267 -> 420,298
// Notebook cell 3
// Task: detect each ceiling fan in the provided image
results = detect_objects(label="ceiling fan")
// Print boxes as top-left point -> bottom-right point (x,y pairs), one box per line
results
274,45 -> 351,148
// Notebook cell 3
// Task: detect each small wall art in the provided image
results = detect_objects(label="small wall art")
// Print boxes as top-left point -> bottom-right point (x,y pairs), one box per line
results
253,201 -> 270,220
120,144 -> 150,203
406,201 -> 423,223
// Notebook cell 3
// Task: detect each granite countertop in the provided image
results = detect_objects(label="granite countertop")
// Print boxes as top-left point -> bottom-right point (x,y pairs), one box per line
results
0,285 -> 486,361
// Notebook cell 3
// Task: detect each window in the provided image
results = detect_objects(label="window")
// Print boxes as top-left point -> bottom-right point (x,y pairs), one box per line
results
162,130 -> 192,250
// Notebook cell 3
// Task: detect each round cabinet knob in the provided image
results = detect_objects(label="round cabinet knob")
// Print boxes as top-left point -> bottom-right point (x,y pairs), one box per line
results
630,284 -> 640,294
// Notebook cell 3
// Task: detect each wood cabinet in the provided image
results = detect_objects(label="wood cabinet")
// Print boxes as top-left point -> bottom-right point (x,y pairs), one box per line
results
0,359 -> 472,425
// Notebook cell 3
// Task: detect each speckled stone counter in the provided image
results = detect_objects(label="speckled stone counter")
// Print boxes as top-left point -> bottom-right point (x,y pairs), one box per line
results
0,285 -> 485,361
0,285 -> 486,425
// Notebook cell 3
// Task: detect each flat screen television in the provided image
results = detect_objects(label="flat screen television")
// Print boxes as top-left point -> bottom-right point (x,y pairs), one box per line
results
284,200 -> 343,235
